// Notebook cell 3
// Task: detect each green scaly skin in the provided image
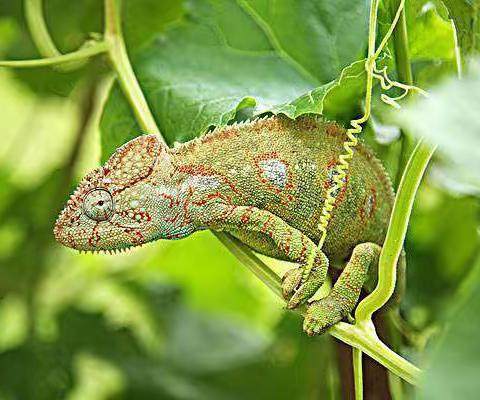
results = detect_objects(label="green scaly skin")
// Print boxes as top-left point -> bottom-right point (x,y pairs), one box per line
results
54,115 -> 395,335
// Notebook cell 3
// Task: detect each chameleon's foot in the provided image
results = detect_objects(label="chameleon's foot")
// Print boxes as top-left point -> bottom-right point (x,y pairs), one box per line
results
282,251 -> 328,309
303,298 -> 343,336
302,242 -> 381,336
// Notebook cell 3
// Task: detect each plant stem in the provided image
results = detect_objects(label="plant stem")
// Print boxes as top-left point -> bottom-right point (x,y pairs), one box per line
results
361,0 -> 380,123
388,0 -> 412,85
451,19 -> 463,79
218,239 -> 421,384
214,232 -> 282,295
332,322 -> 420,385
24,0 -> 90,71
0,42 -> 107,68
356,140 -> 435,322
389,0 -> 415,188
353,348 -> 364,400
24,0 -> 61,58
104,0 -> 162,139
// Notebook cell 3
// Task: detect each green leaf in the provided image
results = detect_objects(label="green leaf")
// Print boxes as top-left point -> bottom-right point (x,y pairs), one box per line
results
406,0 -> 456,61
270,59 -> 369,121
237,0 -> 368,84
441,0 -> 480,59
100,0 -> 369,157
123,0 -> 185,50
377,0 -> 457,87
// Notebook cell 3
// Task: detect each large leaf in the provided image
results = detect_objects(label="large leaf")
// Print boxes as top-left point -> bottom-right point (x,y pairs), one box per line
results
100,0 -> 369,158
376,0 -> 456,89
441,0 -> 480,59
406,0 -> 456,62
123,0 -> 185,50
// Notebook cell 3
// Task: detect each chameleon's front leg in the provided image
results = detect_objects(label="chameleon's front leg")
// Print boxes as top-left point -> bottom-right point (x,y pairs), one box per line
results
194,203 -> 329,308
303,242 -> 381,336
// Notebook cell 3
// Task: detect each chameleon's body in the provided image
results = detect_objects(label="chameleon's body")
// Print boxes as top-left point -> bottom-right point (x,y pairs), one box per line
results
55,116 -> 395,335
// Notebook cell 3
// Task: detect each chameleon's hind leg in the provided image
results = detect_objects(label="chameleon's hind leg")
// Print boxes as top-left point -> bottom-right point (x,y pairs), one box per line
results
303,242 -> 381,336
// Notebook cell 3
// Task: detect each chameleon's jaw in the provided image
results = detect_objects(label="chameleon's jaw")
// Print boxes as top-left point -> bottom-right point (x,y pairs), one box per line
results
54,202 -> 147,254
74,247 -> 133,255
54,216 -> 141,254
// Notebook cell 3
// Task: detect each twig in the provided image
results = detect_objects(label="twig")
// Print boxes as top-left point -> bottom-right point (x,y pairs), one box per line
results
0,42 -> 107,68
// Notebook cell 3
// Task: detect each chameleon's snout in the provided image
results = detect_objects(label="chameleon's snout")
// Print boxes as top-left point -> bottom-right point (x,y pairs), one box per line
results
53,197 -> 81,250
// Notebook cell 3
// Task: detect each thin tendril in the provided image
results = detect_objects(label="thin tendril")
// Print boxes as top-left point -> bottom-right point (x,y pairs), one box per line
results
314,0 -> 428,255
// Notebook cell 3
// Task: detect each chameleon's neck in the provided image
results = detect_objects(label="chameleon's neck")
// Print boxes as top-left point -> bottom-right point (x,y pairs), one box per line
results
153,148 -> 197,202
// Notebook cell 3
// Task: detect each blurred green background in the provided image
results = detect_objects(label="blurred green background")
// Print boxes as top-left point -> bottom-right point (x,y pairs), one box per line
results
0,0 -> 479,399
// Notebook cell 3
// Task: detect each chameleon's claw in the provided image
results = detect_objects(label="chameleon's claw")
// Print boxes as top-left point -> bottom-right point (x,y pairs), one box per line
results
284,266 -> 327,309
282,268 -> 303,301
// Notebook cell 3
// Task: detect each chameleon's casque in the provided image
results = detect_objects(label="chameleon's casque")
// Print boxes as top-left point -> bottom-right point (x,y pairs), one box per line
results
55,115 -> 396,335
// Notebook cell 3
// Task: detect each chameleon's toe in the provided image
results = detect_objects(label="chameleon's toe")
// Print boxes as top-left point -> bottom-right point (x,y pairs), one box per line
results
281,268 -> 303,301
286,267 -> 326,310
303,299 -> 343,336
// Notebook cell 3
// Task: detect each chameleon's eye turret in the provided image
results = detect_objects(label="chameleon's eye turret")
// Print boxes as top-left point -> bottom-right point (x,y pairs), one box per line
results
82,189 -> 114,221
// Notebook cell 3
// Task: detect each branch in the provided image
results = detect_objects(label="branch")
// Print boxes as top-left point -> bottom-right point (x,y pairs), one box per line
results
218,233 -> 420,384
24,0 -> 61,58
23,0 -> 92,71
0,42 -> 107,68
104,0 -> 161,138
356,140 -> 436,321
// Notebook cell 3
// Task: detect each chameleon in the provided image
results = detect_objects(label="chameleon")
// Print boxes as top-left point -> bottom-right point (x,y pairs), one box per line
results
54,115 -> 397,335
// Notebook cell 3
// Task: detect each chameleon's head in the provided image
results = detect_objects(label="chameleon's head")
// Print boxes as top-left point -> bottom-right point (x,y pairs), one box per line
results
54,134 -> 176,253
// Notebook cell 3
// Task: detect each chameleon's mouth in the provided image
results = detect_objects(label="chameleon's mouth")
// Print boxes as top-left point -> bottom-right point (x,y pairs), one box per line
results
74,246 -> 135,255
54,204 -> 145,254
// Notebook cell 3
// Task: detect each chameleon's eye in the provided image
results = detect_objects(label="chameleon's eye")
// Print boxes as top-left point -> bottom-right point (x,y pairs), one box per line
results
82,189 -> 114,221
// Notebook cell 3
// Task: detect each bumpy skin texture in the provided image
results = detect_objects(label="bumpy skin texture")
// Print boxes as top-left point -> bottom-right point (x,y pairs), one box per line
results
55,116 -> 395,335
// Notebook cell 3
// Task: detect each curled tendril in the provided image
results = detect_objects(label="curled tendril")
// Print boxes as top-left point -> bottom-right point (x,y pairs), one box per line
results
314,65 -> 429,256
373,64 -> 429,108
317,119 -> 362,249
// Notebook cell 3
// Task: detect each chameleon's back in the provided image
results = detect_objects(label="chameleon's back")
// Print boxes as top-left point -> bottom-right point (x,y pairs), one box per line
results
169,116 -> 394,262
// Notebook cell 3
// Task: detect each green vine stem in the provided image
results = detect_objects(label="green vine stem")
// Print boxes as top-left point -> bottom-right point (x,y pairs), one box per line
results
24,0 -> 89,71
355,140 -> 436,322
104,0 -> 161,138
219,232 -> 420,384
353,347 -> 364,400
0,42 -> 107,68
24,0 -> 61,58
0,0 -> 106,70
389,0 -> 415,188
214,233 -> 282,295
